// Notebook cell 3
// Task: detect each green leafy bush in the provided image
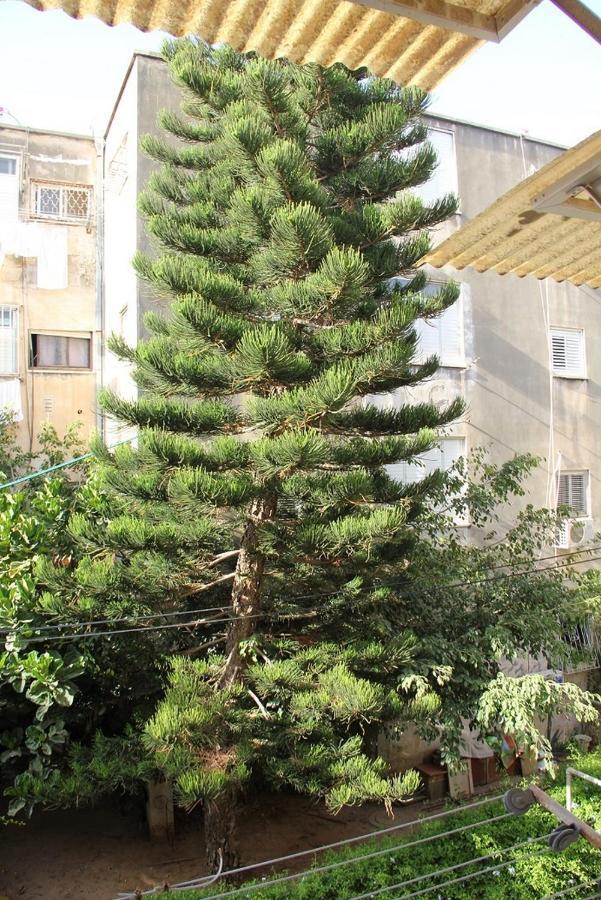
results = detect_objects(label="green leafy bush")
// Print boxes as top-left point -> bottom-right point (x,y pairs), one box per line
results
164,750 -> 601,899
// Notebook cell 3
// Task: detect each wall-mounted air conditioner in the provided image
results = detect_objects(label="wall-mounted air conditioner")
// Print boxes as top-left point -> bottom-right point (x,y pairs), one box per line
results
555,518 -> 594,550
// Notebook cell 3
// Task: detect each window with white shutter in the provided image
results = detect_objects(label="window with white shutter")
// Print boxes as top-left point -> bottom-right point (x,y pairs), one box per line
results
550,328 -> 585,378
392,278 -> 465,367
0,153 -> 19,226
0,306 -> 18,374
386,437 -> 466,485
557,471 -> 588,516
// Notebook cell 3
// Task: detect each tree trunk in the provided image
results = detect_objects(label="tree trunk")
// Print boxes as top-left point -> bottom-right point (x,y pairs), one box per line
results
219,494 -> 277,689
204,789 -> 240,872
203,495 -> 275,871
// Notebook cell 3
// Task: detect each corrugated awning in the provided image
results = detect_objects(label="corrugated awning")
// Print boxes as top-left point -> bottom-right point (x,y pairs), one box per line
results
22,0 -> 546,89
424,130 -> 601,289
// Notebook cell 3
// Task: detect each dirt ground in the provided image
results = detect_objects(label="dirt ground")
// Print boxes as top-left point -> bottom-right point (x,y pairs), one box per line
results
0,792 -> 437,900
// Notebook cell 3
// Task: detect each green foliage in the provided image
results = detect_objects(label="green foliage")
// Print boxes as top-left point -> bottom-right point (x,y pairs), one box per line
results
166,749 -> 601,899
477,673 -> 600,766
6,41 -> 600,848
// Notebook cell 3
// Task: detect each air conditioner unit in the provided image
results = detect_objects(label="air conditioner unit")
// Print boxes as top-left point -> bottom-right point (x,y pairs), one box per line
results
555,518 -> 593,550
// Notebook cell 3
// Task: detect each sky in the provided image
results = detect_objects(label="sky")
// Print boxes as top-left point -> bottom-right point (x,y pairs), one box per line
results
0,0 -> 599,146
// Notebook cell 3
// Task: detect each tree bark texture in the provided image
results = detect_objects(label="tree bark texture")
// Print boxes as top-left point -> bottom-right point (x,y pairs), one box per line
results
205,495 -> 276,870
204,789 -> 240,872
219,494 -> 277,689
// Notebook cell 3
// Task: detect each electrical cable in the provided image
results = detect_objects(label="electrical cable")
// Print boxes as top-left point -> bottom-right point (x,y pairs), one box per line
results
351,833 -> 551,899
396,846 -> 550,899
0,603 -> 230,635
20,611 -> 255,643
115,794 -> 507,898
196,834 -> 551,900
11,550 -> 601,644
544,881 -> 601,899
189,813 -> 513,895
3,540 -> 599,640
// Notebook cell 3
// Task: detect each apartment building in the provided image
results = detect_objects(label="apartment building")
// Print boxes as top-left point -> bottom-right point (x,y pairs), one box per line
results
0,125 -> 99,452
103,52 -> 601,567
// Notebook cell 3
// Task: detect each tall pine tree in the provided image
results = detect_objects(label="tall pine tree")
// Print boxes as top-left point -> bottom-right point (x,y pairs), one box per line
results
98,40 -> 464,867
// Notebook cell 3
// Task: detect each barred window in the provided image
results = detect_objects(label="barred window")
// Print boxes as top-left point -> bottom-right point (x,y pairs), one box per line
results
32,182 -> 92,221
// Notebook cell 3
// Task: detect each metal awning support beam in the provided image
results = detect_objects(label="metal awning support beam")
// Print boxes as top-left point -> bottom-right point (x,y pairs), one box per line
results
352,0 -> 600,42
550,0 -> 601,44
351,0 -> 502,40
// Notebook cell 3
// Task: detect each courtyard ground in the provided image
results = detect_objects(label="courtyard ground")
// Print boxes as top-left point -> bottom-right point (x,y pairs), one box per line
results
0,790 -> 440,900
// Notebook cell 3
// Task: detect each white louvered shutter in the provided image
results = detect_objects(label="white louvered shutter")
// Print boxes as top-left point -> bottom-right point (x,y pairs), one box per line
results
415,284 -> 463,366
415,318 -> 439,359
558,472 -> 587,516
0,307 -> 17,373
440,438 -> 464,470
0,155 -> 19,226
551,329 -> 584,376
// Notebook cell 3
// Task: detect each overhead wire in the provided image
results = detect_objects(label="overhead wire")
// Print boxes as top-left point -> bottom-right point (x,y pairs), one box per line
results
0,436 -> 134,491
8,549 -> 601,644
0,603 -> 230,635
351,834 -> 552,899
395,845 -> 551,899
196,816 -> 516,898
544,881 -> 601,899
116,794 -> 507,897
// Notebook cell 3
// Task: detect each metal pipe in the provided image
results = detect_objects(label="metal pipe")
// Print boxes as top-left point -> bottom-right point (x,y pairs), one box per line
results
566,766 -> 601,814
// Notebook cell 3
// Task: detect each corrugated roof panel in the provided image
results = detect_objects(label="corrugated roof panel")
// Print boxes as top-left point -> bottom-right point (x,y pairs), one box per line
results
424,130 -> 601,288
22,0 -> 507,88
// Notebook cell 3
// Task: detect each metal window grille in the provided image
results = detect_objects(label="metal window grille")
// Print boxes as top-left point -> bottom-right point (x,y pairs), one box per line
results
559,617 -> 600,673
551,328 -> 585,376
32,183 -> 92,221
557,472 -> 587,516
0,306 -> 18,373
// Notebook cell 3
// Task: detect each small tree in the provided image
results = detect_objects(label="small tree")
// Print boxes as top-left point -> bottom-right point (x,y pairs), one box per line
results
94,40 -> 462,866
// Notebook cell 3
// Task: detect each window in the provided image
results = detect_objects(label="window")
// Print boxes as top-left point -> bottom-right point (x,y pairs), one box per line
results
415,128 -> 458,206
551,328 -> 586,378
30,334 -> 91,369
557,471 -> 588,517
392,278 -> 464,367
386,437 -> 466,485
415,296 -> 464,367
0,152 -> 19,224
31,182 -> 92,222
0,156 -> 17,175
0,306 -> 18,373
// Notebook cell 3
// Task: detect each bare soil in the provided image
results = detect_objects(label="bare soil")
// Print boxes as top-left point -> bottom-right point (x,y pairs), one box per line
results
0,793 -> 432,900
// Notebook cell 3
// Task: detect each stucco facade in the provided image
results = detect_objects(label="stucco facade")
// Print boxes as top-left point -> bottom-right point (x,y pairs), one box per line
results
0,125 -> 99,452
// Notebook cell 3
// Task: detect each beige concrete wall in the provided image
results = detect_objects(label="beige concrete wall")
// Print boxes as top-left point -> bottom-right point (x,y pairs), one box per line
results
0,125 -> 98,453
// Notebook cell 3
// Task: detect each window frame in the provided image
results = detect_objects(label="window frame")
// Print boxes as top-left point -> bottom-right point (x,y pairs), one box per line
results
557,470 -> 590,519
30,180 -> 93,224
0,305 -> 19,375
390,276 -> 466,369
416,126 -> 459,208
0,153 -> 18,177
385,435 -> 468,526
29,332 -> 93,371
550,326 -> 586,379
